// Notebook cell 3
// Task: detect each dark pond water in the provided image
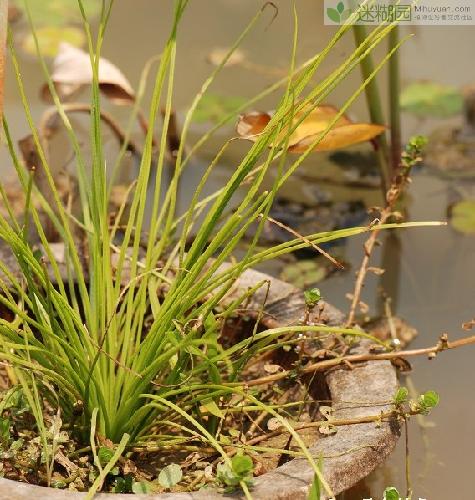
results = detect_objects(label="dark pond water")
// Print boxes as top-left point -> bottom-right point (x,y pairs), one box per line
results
2,1 -> 475,499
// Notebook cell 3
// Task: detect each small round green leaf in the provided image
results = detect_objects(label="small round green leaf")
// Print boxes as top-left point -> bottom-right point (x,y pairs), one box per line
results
98,446 -> 114,467
304,287 -> 322,307
158,463 -> 183,489
231,455 -> 253,476
384,486 -> 400,500
421,390 -> 440,408
394,387 -> 409,405
132,481 -> 152,494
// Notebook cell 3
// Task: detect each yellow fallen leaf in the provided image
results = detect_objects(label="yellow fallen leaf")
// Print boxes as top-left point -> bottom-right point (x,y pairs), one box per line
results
289,123 -> 386,152
236,104 -> 385,153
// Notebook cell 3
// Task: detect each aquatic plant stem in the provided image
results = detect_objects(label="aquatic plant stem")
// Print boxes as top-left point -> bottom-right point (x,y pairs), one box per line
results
389,25 -> 402,178
352,24 -> 391,194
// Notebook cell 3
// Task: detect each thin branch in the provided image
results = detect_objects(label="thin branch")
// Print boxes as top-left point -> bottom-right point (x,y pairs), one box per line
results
243,333 -> 475,388
346,138 -> 424,327
265,215 -> 344,269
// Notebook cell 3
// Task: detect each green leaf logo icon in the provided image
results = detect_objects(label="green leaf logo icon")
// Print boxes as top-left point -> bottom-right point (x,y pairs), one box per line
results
327,2 -> 350,23
327,7 -> 341,23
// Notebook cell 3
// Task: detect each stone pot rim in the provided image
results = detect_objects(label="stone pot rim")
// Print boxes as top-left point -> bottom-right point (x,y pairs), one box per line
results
0,265 -> 400,499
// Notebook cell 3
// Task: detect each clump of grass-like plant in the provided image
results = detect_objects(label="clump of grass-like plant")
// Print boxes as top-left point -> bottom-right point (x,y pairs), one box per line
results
0,0 -> 437,496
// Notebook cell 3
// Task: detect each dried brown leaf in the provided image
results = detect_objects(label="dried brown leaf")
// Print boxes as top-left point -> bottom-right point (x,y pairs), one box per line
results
236,104 -> 385,153
42,42 -> 135,104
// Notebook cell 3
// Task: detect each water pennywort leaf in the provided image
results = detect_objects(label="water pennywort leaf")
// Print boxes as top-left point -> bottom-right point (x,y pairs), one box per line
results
158,463 -> 183,489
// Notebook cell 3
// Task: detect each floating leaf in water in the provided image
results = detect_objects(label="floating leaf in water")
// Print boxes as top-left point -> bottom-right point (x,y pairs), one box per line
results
236,104 -> 385,152
400,81 -> 463,118
158,463 -> 183,489
21,26 -> 86,57
194,93 -> 247,124
280,260 -> 328,288
42,42 -> 135,104
12,0 -> 101,27
450,199 -> 475,234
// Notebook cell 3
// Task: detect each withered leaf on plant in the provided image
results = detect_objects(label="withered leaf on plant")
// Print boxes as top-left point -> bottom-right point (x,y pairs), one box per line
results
236,104 -> 385,153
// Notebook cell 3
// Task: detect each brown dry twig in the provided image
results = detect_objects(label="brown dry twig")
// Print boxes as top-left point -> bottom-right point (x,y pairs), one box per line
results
264,215 -> 344,269
346,137 -> 426,327
243,333 -> 475,388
